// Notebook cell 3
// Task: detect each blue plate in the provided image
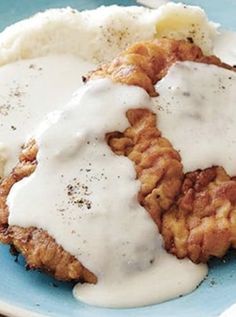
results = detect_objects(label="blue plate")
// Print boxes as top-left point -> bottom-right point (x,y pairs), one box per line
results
0,1 -> 236,317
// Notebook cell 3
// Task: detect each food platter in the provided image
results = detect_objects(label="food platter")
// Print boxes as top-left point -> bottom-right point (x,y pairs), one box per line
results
0,1 -> 236,317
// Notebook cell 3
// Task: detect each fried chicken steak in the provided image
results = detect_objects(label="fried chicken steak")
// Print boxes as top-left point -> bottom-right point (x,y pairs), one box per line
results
0,38 -> 235,282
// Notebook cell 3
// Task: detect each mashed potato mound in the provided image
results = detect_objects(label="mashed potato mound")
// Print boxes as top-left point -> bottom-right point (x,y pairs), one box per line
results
155,2 -> 218,54
0,3 -> 217,66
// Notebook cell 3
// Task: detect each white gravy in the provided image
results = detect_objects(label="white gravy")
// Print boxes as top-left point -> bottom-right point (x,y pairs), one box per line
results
154,61 -> 236,175
214,31 -> 236,66
0,54 -> 94,177
7,79 -> 207,308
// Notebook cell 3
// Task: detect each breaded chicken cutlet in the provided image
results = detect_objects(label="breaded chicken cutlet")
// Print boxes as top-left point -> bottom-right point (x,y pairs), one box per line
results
0,39 -> 234,282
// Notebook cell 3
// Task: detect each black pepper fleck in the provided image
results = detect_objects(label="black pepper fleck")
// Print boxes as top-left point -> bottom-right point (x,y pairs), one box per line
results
187,37 -> 194,43
183,92 -> 191,97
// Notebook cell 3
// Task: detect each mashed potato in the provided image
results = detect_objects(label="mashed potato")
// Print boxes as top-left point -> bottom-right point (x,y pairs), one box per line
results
0,3 -> 216,66
155,2 -> 218,53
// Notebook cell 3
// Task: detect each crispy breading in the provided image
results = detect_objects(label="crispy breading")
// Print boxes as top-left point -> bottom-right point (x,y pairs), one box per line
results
107,109 -> 183,228
0,38 -> 234,281
88,38 -> 231,96
162,167 -> 236,263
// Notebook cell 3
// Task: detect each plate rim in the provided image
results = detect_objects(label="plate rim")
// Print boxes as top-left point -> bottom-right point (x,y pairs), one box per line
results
0,301 -> 48,317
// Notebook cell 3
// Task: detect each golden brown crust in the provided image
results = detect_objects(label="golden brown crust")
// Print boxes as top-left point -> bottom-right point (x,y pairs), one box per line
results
88,38 -> 232,96
107,109 -> 183,228
161,167 -> 236,263
0,38 -> 235,282
1,226 -> 96,282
